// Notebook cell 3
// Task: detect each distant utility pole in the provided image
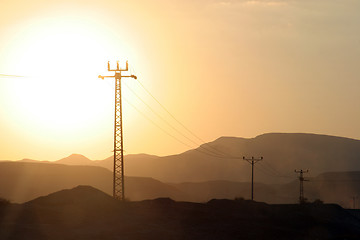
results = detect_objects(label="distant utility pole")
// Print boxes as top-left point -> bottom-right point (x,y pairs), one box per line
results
294,169 -> 309,204
99,61 -> 137,200
351,196 -> 358,209
243,156 -> 263,201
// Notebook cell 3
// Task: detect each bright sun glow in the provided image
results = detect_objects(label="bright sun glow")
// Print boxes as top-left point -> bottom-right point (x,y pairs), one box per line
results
3,15 -> 137,139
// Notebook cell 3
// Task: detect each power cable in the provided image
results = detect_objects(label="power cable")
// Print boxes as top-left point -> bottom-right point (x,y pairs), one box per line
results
133,77 -> 238,158
259,161 -> 294,179
123,82 -> 235,158
123,97 -> 238,159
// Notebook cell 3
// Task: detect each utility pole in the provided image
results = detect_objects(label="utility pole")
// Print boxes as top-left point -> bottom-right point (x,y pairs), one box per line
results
294,169 -> 309,204
243,156 -> 263,201
99,61 -> 137,200
351,196 -> 358,209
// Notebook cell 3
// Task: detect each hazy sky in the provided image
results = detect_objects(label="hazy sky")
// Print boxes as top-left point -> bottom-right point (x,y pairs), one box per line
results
0,0 -> 360,160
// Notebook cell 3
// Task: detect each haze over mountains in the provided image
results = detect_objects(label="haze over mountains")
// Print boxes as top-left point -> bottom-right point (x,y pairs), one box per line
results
2,160 -> 360,207
2,133 -> 360,207
0,162 -> 185,203
49,133 -> 360,184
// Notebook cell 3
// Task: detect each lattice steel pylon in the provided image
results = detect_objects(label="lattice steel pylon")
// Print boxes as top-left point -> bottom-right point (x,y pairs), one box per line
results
295,169 -> 309,204
99,61 -> 137,200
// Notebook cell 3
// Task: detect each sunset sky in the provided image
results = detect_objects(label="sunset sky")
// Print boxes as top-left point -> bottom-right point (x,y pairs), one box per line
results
0,0 -> 360,161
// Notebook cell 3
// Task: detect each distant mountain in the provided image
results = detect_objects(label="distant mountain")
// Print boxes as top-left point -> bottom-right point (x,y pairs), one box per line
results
122,133 -> 360,184
16,133 -> 360,184
18,158 -> 49,163
53,153 -> 159,170
56,154 -> 94,165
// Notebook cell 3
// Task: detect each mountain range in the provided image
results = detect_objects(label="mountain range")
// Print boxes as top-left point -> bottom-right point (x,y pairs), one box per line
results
3,132 -> 360,207
1,161 -> 360,208
31,133 -> 360,184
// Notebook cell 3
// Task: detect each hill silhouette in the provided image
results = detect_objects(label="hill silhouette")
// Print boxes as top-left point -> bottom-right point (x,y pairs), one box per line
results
48,133 -> 360,184
3,161 -> 360,207
127,133 -> 360,183
4,133 -> 360,206
56,154 -> 94,165
1,185 -> 360,240
26,185 -> 116,206
54,153 -> 159,170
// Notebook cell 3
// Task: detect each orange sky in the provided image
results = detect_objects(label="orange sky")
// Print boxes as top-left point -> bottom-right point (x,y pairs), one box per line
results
1,0 -> 360,160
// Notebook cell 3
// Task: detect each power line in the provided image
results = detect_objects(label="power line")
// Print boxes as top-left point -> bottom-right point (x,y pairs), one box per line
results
254,163 -> 279,177
123,97 -> 236,159
104,66 -> 241,159
134,78 -> 237,158
256,162 -> 293,179
100,75 -> 232,158
123,82 -> 236,158
258,161 -> 294,179
123,97 -> 194,149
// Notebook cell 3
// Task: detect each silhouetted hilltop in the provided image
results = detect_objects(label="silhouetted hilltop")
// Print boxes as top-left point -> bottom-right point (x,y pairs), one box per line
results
53,153 -> 159,170
1,186 -> 360,240
56,153 -> 93,165
26,185 -> 116,207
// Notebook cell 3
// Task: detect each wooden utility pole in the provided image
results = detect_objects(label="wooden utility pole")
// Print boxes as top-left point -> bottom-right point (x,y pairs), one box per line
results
243,156 -> 263,201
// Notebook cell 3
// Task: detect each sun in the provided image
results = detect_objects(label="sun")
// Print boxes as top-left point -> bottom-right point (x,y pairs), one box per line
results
2,14 -> 137,141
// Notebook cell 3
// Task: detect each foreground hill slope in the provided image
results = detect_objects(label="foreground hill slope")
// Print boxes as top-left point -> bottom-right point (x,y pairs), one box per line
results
1,186 -> 360,240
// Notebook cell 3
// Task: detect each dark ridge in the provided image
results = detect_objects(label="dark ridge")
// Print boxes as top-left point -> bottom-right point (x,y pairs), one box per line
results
140,197 -> 176,205
1,186 -> 360,240
26,185 -> 115,206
